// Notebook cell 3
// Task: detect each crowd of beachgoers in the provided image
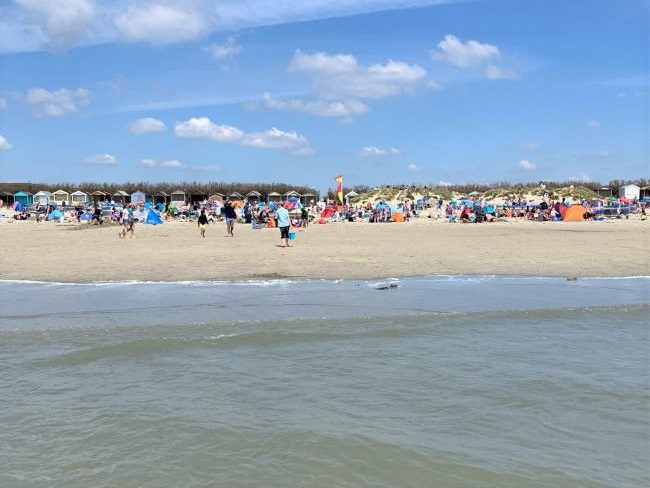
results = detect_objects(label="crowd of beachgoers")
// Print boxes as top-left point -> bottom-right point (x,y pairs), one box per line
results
0,192 -> 647,232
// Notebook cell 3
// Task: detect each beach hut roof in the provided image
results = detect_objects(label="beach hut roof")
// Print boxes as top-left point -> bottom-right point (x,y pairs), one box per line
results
229,191 -> 244,198
345,191 -> 359,198
34,190 -> 53,196
246,191 -> 261,197
284,190 -> 301,196
71,190 -> 87,196
53,189 -> 70,195
191,190 -> 206,195
0,190 -> 13,197
114,190 -> 129,197
14,190 -> 33,196
154,191 -> 169,197
268,192 -> 281,196
91,190 -> 108,195
171,189 -> 187,195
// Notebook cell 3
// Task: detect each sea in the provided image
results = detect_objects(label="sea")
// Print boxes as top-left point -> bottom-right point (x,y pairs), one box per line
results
1,276 -> 648,488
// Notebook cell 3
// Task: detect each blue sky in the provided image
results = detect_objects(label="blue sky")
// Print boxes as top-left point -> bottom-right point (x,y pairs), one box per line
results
0,0 -> 647,191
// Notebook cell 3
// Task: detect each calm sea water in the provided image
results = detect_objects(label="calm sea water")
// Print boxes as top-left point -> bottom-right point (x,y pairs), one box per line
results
1,277 -> 648,487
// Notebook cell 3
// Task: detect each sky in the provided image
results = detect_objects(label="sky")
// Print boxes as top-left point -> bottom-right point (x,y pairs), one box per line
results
0,0 -> 648,191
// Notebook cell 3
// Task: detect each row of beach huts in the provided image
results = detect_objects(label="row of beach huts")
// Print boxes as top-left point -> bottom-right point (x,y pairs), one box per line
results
0,189 -> 319,207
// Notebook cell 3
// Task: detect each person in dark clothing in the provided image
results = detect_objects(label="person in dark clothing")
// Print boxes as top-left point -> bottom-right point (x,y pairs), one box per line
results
198,209 -> 209,238
223,201 -> 237,237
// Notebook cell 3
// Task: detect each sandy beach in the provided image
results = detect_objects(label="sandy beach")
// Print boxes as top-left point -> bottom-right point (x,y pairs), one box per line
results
0,219 -> 647,282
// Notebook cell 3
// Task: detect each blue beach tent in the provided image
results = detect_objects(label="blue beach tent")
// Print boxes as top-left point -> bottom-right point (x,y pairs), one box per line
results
80,211 -> 93,221
145,210 -> 163,225
47,209 -> 63,221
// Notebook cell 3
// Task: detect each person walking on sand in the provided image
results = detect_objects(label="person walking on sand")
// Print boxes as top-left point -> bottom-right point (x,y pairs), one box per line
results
198,209 -> 209,238
276,205 -> 291,248
125,204 -> 136,238
224,200 -> 237,237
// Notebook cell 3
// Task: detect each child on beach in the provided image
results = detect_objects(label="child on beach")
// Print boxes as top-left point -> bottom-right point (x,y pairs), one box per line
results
198,209 -> 209,238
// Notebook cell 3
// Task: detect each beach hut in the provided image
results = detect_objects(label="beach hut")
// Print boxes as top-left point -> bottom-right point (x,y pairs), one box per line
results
0,191 -> 15,206
130,190 -> 148,204
154,191 -> 169,205
113,190 -> 129,205
640,186 -> 650,201
597,187 -> 613,198
344,191 -> 359,204
171,190 -> 188,205
229,191 -> 244,201
618,184 -> 640,201
33,190 -> 54,205
246,191 -> 261,204
267,191 -> 282,203
14,191 -> 34,206
52,190 -> 71,206
71,191 -> 89,205
90,190 -> 109,203
562,205 -> 587,221
208,192 -> 224,202
189,190 -> 206,204
301,193 -> 317,206
283,190 -> 301,202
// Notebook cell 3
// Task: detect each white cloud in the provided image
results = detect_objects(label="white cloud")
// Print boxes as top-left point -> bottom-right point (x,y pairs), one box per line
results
84,153 -> 118,165
0,98 -> 7,109
432,34 -> 500,68
140,158 -> 219,171
517,159 -> 537,171
14,0 -> 96,50
438,180 -> 453,186
128,117 -> 166,134
263,93 -> 369,118
407,163 -> 422,172
485,64 -> 519,80
587,119 -> 601,128
289,50 -> 427,100
175,117 -> 312,155
206,36 -> 241,60
569,172 -> 592,182
520,142 -> 539,151
360,146 -> 400,157
114,3 -> 212,45
26,87 -> 91,117
0,134 -> 12,150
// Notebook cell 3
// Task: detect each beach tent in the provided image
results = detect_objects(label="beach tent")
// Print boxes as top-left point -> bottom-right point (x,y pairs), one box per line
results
171,190 -> 188,205
47,209 -> 63,221
52,190 -> 71,205
71,191 -> 89,205
14,191 -> 34,206
393,212 -> 405,222
562,205 -> 586,221
321,207 -> 335,218
33,191 -> 53,205
145,210 -> 163,225
80,211 -> 93,221
14,202 -> 25,212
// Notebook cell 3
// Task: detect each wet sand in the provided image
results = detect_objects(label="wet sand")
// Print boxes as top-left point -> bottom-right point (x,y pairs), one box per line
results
0,219 -> 647,282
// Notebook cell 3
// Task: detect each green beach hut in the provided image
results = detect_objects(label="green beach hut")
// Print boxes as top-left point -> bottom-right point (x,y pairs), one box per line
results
14,191 -> 34,206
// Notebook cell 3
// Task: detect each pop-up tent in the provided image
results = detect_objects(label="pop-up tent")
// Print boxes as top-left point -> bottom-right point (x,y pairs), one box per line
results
47,209 -> 63,221
562,205 -> 586,221
145,210 -> 163,225
80,211 -> 94,221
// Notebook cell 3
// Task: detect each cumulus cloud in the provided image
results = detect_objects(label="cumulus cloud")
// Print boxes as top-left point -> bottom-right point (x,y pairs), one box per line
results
206,36 -> 241,60
0,134 -> 12,150
289,50 -> 427,100
15,0 -> 97,50
140,158 -> 218,171
84,153 -> 118,165
360,146 -> 400,157
0,98 -> 7,109
485,64 -> 519,80
517,159 -> 537,171
114,3 -> 212,45
263,93 -> 369,118
128,117 -> 166,134
432,34 -> 500,68
407,163 -> 422,172
174,116 -> 312,155
26,87 -> 91,117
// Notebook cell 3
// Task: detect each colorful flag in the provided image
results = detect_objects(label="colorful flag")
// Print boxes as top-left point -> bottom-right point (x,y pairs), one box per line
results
335,175 -> 343,204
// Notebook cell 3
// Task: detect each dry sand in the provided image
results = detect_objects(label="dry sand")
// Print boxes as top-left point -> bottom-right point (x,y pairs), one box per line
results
0,219 -> 647,282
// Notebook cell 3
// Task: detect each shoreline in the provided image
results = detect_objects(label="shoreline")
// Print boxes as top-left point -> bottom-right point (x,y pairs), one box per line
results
1,219 -> 648,282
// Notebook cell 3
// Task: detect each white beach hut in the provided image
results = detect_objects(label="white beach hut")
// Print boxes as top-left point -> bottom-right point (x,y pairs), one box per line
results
52,190 -> 72,205
33,191 -> 54,205
71,191 -> 89,205
618,184 -> 640,200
